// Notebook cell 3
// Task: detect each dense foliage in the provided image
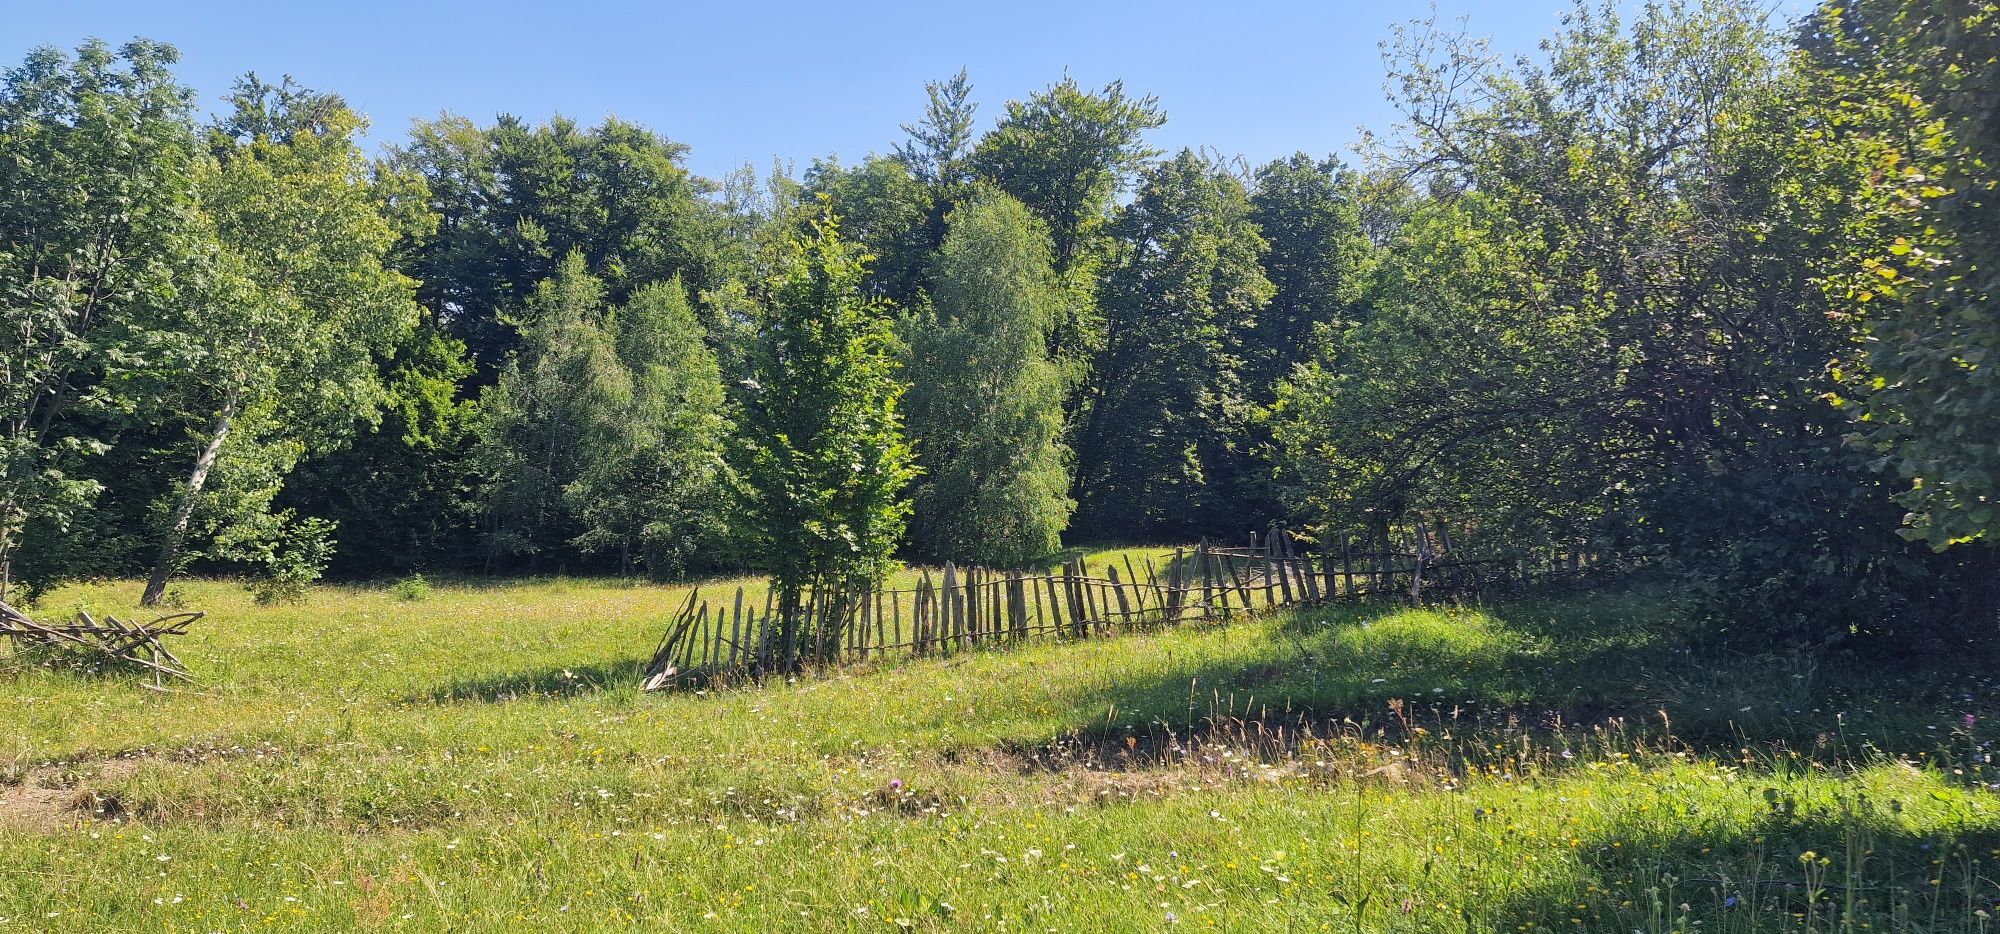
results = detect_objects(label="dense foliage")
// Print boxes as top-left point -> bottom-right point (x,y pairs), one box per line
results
726,207 -> 914,662
902,189 -> 1072,566
3,0 -> 1995,646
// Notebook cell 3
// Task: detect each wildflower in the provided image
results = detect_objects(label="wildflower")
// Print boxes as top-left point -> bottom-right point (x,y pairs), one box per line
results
1724,896 -> 1738,909
1966,714 -> 1978,728
889,779 -> 904,791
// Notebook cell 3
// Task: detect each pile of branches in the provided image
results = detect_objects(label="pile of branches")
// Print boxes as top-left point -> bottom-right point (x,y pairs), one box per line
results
0,600 -> 201,685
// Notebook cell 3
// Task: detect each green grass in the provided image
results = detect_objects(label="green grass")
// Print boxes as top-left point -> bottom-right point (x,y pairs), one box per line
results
2,565 -> 1997,932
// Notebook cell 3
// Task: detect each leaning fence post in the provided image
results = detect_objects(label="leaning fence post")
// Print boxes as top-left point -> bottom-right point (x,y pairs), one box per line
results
1107,564 -> 1132,627
1298,535 -> 1322,604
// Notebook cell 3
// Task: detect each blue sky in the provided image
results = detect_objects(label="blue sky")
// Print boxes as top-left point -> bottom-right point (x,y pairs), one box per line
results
6,1 -> 1726,181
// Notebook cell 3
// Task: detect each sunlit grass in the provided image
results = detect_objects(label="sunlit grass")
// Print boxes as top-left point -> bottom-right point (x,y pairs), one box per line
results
2,568 -> 1997,931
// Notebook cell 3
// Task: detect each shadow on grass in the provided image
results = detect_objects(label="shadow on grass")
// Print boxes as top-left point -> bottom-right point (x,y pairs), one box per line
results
421,659 -> 643,703
1025,583 -> 1996,766
0,642 -> 182,686
1485,776 -> 2000,932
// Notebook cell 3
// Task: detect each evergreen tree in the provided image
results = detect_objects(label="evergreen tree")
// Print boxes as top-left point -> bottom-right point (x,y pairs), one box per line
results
469,253 -> 625,567
903,190 -> 1073,566
894,69 -> 978,190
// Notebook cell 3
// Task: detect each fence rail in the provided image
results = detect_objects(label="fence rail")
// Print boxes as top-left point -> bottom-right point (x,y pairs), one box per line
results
642,528 -> 1603,691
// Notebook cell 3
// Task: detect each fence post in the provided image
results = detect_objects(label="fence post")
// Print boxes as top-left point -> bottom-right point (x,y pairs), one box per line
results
991,572 -> 1004,641
1123,554 -> 1148,617
1296,533 -> 1322,603
1224,551 -> 1252,613
1108,564 -> 1132,625
1068,559 -> 1090,637
918,571 -> 933,655
1196,543 -> 1215,621
1341,543 -> 1354,598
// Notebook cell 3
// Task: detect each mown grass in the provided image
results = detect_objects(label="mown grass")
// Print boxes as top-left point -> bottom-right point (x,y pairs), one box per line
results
1,564 -> 1996,932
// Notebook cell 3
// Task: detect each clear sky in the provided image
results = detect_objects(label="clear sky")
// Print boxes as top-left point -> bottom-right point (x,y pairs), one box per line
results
8,0 -> 1666,181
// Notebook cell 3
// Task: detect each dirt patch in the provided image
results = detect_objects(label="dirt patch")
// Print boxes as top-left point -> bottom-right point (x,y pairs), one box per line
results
0,755 -> 144,832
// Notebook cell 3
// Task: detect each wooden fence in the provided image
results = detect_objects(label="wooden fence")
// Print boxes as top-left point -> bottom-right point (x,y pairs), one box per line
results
642,528 -> 1602,690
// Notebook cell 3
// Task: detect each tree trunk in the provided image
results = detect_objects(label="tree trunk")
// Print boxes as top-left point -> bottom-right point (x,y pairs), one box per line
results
141,387 -> 241,607
0,509 -> 15,605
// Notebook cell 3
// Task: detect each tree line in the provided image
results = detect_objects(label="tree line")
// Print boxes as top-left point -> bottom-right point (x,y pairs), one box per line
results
3,0 -> 1995,649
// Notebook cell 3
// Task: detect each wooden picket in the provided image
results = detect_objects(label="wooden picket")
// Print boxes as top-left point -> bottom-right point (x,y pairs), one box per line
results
643,534 -> 1604,690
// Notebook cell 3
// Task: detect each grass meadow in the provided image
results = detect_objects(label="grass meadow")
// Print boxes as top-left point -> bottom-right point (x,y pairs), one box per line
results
3,555 -> 1998,931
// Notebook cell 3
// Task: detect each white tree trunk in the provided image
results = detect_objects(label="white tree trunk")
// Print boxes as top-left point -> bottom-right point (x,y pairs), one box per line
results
141,385 -> 241,607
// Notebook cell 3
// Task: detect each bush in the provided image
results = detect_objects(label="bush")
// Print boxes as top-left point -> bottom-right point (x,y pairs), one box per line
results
389,573 -> 432,602
246,517 -> 337,606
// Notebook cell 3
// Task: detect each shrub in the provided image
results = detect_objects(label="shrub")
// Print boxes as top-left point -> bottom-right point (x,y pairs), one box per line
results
389,573 -> 432,602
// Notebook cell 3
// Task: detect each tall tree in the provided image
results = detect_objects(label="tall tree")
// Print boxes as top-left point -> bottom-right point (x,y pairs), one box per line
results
973,77 -> 1165,274
892,70 -> 984,276
1246,154 -> 1376,399
903,190 -> 1073,566
140,76 -> 421,605
803,156 -> 934,304
469,252 -> 623,566
974,78 -> 1166,367
0,39 -> 200,600
1816,0 -> 2000,548
1072,150 -> 1273,539
388,114 -> 723,371
894,69 -> 978,190
727,203 -> 915,666
568,277 -> 728,577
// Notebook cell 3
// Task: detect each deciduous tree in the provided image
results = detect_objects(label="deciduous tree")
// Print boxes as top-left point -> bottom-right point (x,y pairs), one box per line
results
727,204 -> 914,666
0,39 -> 200,599
903,190 -> 1073,566
1073,150 -> 1272,539
141,77 -> 421,605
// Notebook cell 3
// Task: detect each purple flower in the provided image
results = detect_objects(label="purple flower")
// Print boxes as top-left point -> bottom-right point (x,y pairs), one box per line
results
889,778 -> 904,791
1965,714 -> 1978,728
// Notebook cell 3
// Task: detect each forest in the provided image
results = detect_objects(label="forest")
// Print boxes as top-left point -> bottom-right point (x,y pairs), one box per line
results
3,0 -> 1997,652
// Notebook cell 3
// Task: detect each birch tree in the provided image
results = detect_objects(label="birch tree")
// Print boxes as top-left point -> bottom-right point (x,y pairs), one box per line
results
140,77 -> 419,605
